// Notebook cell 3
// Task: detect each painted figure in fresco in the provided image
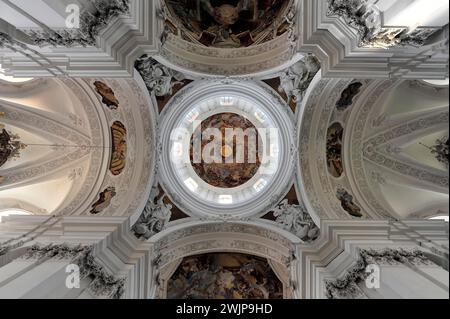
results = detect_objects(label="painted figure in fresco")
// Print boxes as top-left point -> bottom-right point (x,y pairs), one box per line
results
94,81 -> 119,110
336,82 -> 363,111
166,0 -> 289,47
167,253 -> 283,299
110,121 -> 127,176
326,123 -> 344,178
90,187 -> 117,214
336,188 -> 363,218
0,129 -> 12,168
0,127 -> 27,168
190,113 -> 261,188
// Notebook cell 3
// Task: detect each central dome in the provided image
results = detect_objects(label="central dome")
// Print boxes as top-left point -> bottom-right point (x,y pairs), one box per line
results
158,80 -> 295,219
190,112 -> 262,188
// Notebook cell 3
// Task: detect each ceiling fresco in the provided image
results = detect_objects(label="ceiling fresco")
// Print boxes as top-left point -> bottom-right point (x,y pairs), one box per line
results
190,113 -> 262,188
167,253 -> 283,299
164,0 -> 292,47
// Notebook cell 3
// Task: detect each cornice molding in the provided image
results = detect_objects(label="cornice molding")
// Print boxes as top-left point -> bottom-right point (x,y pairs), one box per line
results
21,243 -> 125,299
324,248 -> 435,299
0,0 -> 160,77
298,0 -> 449,79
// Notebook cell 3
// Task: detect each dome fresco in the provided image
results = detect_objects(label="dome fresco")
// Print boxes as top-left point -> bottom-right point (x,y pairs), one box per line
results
190,113 -> 262,188
164,0 -> 292,47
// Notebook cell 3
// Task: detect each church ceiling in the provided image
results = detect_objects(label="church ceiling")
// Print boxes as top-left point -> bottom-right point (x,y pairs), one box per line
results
0,0 -> 448,301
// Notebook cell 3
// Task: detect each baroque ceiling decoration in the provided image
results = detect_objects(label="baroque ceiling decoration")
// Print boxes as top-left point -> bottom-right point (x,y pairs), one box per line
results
110,121 -> 127,176
421,137 -> 449,169
0,117 -> 27,170
327,0 -> 440,49
325,248 -> 435,299
190,112 -> 262,188
21,244 -> 125,299
272,199 -> 320,242
0,98 -> 94,192
326,122 -> 344,178
156,79 -> 296,219
278,54 -> 321,104
0,0 -> 448,301
167,253 -> 284,299
135,55 -> 186,98
132,186 -> 173,240
362,110 -> 449,192
162,0 -> 293,48
23,0 -> 130,47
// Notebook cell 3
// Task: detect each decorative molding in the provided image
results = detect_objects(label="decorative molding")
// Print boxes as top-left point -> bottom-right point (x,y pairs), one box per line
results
0,215 -> 60,257
21,243 -> 125,299
0,0 -> 160,77
21,243 -> 91,260
159,32 -> 295,76
298,0 -> 449,79
326,122 -> 344,178
363,111 -> 449,189
349,79 -> 400,219
325,248 -> 434,299
79,251 -> 126,299
326,0 -> 439,49
152,221 -> 298,270
24,0 -> 130,47
158,79 -> 296,219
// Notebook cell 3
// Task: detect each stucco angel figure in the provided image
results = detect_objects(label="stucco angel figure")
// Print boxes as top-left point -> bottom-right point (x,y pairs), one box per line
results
273,199 -> 320,242
133,188 -> 173,239
147,62 -> 184,97
135,56 -> 185,97
278,54 -> 320,104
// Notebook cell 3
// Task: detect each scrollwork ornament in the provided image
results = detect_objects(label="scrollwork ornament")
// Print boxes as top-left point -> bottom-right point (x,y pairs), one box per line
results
24,0 -> 130,47
325,248 -> 434,299
327,0 -> 439,48
20,244 -> 125,299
